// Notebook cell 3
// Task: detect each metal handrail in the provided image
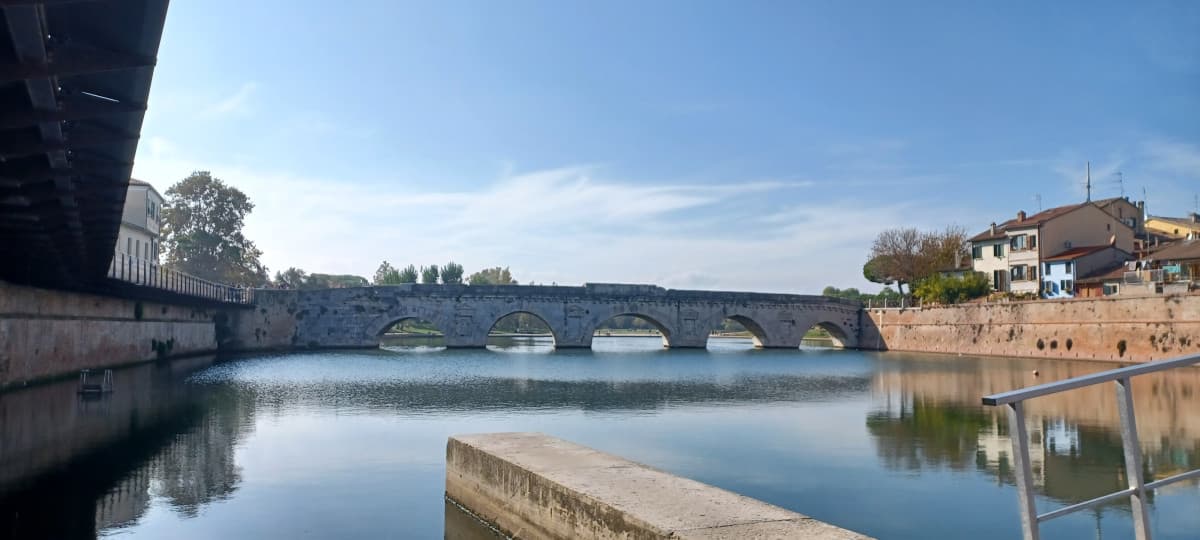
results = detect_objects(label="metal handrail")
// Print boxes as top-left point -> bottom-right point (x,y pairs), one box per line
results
982,352 -> 1200,540
106,252 -> 253,304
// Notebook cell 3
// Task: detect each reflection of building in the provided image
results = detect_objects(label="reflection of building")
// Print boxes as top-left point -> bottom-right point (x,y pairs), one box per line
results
116,179 -> 164,263
868,354 -> 1200,507
94,466 -> 151,531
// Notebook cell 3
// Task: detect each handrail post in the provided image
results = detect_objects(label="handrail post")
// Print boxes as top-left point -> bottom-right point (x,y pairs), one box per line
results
1116,377 -> 1152,540
1007,401 -> 1040,540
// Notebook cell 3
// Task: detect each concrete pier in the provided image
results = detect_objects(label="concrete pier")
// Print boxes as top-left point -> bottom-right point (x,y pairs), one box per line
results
446,433 -> 872,540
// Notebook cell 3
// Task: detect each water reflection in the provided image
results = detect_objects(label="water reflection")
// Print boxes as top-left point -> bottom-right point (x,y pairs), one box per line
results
0,340 -> 1196,539
867,353 -> 1200,511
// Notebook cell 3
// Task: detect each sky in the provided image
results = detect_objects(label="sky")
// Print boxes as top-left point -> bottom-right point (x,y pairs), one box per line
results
130,1 -> 1200,293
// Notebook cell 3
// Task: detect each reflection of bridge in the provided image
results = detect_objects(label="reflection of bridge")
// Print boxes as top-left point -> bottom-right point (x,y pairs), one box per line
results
229,283 -> 864,350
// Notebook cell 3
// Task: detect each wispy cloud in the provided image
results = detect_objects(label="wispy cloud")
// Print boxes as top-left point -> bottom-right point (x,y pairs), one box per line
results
202,82 -> 258,116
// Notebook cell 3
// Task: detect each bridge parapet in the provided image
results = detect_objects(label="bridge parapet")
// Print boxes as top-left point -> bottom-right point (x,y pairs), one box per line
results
227,284 -> 863,352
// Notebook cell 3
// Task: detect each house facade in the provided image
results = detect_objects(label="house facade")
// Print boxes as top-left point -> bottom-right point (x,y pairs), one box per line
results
115,179 -> 164,263
1146,213 -> 1200,240
969,202 -> 1135,295
1040,245 -> 1131,299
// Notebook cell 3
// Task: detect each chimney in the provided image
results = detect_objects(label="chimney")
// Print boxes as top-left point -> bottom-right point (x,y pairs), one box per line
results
1137,201 -> 1145,211
1017,210 -> 1027,222
1192,213 -> 1199,224
989,222 -> 997,235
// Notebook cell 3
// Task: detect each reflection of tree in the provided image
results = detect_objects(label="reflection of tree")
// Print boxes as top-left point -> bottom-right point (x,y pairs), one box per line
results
150,386 -> 256,516
866,398 -> 990,471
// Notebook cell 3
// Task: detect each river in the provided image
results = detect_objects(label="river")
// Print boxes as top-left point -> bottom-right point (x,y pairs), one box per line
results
1,337 -> 1197,539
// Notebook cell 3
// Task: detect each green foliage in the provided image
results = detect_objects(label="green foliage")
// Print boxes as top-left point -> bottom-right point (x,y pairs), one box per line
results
489,312 -> 551,334
467,266 -> 517,285
275,268 -> 367,289
822,285 -> 901,304
420,265 -> 440,284
161,171 -> 268,285
398,264 -> 418,283
440,262 -> 464,284
912,272 -> 990,305
374,261 -> 403,285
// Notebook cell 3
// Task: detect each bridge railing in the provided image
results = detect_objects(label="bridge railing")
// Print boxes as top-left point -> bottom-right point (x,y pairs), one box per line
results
107,252 -> 253,304
981,352 -> 1200,540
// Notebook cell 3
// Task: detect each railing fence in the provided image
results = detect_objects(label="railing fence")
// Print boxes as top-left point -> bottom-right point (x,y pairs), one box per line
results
982,352 -> 1200,540
107,252 -> 253,304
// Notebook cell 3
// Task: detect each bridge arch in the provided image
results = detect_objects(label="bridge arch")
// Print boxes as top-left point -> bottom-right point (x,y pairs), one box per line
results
366,308 -> 451,344
486,310 -> 561,347
802,320 -> 856,349
708,314 -> 772,348
592,312 -> 675,348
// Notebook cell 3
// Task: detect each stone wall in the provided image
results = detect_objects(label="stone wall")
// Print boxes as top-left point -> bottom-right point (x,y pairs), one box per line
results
446,432 -> 872,539
862,294 -> 1200,363
0,280 -> 221,389
227,283 -> 864,351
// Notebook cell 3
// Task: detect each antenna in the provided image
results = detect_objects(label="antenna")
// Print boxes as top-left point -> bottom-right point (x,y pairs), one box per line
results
1116,171 -> 1124,197
1034,193 -> 1042,212
1085,161 -> 1092,202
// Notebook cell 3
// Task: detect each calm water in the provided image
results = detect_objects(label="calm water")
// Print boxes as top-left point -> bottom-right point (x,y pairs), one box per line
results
2,337 -> 1198,539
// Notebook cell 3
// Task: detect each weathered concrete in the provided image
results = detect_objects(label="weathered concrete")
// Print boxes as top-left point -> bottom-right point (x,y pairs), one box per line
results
229,283 -> 863,351
445,432 -> 872,540
861,294 -> 1200,363
0,279 -> 221,388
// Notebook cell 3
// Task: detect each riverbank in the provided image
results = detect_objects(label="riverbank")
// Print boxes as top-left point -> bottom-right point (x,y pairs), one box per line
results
863,294 -> 1200,363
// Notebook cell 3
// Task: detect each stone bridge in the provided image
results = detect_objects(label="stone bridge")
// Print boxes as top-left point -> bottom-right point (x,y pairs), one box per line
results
227,283 -> 864,351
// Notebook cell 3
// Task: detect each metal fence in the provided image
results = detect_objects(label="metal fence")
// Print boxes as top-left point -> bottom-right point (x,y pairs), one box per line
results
107,253 -> 253,304
981,352 -> 1200,540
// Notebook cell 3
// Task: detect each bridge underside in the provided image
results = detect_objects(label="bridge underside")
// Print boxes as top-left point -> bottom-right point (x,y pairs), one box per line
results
229,285 -> 864,352
0,0 -> 168,289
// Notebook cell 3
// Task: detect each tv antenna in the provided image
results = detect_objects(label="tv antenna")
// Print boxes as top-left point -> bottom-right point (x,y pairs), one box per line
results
1116,171 -> 1124,197
1085,161 -> 1092,202
1034,193 -> 1042,212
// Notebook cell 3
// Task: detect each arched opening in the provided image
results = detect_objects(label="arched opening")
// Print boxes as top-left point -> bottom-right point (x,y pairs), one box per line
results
707,316 -> 769,350
802,322 -> 850,349
487,311 -> 555,352
379,317 -> 446,351
593,314 -> 671,351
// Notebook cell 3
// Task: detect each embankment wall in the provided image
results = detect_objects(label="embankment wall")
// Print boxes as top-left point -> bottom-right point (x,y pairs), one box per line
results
862,294 -> 1200,363
0,280 -> 221,389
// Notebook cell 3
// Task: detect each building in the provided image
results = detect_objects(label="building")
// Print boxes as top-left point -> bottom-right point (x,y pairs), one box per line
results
1146,213 -> 1200,240
969,203 -> 1135,294
1094,196 -> 1145,236
1075,264 -> 1129,298
115,179 -> 164,263
1149,238 -> 1200,285
1040,245 -> 1130,299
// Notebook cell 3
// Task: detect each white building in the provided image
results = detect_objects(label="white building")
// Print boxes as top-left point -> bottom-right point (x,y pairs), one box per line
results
115,179 -> 164,263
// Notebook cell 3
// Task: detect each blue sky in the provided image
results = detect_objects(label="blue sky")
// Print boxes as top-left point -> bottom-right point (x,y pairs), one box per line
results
131,1 -> 1200,292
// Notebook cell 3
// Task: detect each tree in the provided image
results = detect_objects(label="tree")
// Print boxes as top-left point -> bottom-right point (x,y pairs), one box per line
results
420,265 -> 439,284
374,261 -> 403,285
467,266 -> 517,285
273,267 -> 308,289
913,272 -> 990,305
440,262 -> 464,284
398,264 -> 418,283
308,273 -> 368,288
866,226 -> 967,295
161,171 -> 267,285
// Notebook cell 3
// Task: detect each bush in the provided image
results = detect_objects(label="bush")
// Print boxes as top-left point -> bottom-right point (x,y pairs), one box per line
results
914,272 -> 991,305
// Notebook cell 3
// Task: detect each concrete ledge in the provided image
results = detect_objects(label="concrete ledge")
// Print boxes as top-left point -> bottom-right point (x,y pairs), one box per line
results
446,432 -> 872,540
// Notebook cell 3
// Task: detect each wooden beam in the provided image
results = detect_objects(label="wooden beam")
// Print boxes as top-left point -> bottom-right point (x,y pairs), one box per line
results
0,47 -> 154,84
0,99 -> 146,130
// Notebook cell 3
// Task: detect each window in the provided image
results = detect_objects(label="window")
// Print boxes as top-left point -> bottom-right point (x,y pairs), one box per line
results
1060,279 -> 1074,294
1064,261 -> 1073,274
126,237 -> 132,254
993,244 -> 1004,257
1029,235 -> 1037,248
1106,223 -> 1111,231
1103,283 -> 1119,296
1010,235 -> 1025,251
972,245 -> 983,259
1010,265 -> 1027,281
1028,265 -> 1037,281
